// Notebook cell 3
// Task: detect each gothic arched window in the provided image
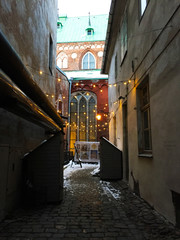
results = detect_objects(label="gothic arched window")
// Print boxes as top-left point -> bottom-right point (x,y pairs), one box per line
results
88,97 -> 96,141
70,92 -> 97,151
57,52 -> 68,69
82,52 -> 95,69
79,97 -> 87,141
70,97 -> 77,150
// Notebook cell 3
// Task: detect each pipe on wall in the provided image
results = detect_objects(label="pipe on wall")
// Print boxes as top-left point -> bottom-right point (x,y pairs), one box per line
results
0,30 -> 64,130
0,72 -> 62,132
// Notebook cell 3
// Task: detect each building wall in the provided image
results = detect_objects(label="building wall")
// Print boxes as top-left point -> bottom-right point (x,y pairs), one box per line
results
107,0 -> 180,225
57,41 -> 105,71
0,0 -> 57,98
0,0 -> 58,220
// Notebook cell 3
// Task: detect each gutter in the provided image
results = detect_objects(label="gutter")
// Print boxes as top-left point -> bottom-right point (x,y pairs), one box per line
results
0,30 -> 64,130
101,0 -> 127,74
56,66 -> 70,83
0,73 -> 61,132
101,0 -> 116,74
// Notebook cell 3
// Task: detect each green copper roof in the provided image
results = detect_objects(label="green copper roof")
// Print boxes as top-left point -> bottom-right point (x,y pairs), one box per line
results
57,14 -> 108,43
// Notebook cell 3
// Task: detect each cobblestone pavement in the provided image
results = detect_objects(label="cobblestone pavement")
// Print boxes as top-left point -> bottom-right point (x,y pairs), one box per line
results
0,164 -> 180,240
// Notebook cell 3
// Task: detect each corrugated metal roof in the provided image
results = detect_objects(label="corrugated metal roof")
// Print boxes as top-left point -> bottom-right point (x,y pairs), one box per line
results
57,14 -> 108,43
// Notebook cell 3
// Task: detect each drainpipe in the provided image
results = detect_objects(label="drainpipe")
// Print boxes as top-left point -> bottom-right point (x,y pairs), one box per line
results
0,30 -> 64,130
67,77 -> 72,151
0,72 -> 61,132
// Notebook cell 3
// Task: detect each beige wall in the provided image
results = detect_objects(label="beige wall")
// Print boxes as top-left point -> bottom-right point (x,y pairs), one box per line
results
0,0 -> 58,220
107,0 -> 180,224
0,0 -> 58,100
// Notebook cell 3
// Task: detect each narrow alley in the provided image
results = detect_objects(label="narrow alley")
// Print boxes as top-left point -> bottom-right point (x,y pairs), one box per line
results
0,163 -> 179,240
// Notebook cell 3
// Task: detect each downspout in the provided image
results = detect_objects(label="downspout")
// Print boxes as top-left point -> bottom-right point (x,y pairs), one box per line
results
0,30 -> 64,130
67,77 -> 72,151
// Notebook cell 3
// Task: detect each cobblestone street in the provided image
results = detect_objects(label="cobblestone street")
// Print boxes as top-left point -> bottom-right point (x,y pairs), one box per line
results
0,164 -> 180,240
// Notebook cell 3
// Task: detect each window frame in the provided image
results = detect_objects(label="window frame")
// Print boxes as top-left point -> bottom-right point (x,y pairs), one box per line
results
137,76 -> 152,156
70,91 -> 97,149
82,52 -> 96,70
115,54 -> 118,79
57,52 -> 68,69
119,11 -> 128,65
139,0 -> 150,19
49,34 -> 53,74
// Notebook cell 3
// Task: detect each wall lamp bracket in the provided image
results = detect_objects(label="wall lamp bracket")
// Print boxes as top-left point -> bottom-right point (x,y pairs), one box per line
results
118,96 -> 125,100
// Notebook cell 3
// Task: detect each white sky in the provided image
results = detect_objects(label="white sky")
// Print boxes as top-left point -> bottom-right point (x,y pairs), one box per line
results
58,0 -> 111,17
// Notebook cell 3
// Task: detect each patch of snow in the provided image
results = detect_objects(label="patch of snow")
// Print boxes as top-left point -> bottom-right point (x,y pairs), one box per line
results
101,181 -> 121,200
91,167 -> 100,176
64,161 -> 99,178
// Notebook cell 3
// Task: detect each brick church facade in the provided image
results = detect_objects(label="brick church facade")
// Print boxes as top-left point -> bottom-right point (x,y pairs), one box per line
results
56,14 -> 109,151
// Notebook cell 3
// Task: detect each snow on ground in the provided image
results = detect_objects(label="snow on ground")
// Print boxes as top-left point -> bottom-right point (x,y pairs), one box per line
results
101,181 -> 121,200
63,162 -> 121,200
64,161 -> 99,178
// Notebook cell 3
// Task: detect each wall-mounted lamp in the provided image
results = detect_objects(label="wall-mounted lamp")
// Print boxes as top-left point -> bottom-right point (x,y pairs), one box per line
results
96,114 -> 102,120
118,96 -> 125,100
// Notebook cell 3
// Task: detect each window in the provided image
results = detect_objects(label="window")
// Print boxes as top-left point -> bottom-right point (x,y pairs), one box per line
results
88,97 -> 96,141
87,30 -> 92,35
86,27 -> 94,36
140,0 -> 150,16
82,52 -> 95,69
79,97 -> 87,141
115,54 -> 117,79
70,97 -> 78,151
70,92 -> 97,151
58,100 -> 62,114
49,35 -> 53,74
137,76 -> 152,154
120,12 -> 128,63
57,52 -> 68,69
113,115 -> 117,146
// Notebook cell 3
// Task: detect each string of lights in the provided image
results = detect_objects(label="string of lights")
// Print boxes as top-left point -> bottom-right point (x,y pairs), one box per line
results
25,64 -> 69,100
26,64 -> 69,82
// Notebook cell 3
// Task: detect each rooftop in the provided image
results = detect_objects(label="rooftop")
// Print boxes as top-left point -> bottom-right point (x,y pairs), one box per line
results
57,14 -> 108,43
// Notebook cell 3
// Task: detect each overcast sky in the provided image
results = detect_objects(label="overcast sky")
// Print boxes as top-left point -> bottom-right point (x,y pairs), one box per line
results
58,0 -> 111,17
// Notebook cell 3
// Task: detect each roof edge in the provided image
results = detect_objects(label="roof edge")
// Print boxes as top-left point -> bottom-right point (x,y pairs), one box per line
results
101,0 -> 127,74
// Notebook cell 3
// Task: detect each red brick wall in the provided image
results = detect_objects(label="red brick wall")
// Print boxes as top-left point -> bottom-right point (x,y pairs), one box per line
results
55,68 -> 69,148
56,40 -> 109,143
57,41 -> 105,70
